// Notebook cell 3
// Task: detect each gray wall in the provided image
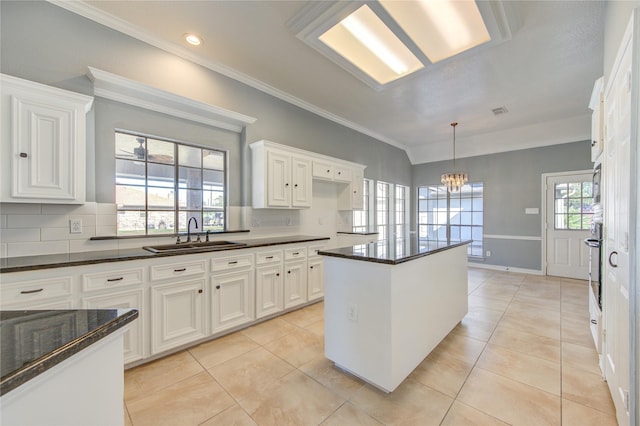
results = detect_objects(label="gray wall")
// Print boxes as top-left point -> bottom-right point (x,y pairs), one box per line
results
0,1 -> 412,207
412,140 -> 592,270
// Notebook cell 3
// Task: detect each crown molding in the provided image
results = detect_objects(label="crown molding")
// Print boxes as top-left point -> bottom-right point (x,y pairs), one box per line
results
49,0 -> 407,151
87,67 -> 257,132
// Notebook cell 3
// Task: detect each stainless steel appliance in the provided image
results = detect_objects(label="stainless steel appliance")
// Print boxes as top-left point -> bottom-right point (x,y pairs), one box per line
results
585,221 -> 602,309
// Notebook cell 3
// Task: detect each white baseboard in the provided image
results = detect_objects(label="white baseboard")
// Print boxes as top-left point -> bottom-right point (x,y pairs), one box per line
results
468,262 -> 544,275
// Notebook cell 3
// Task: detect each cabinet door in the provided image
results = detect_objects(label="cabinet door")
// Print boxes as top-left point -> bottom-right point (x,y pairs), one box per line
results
307,258 -> 324,301
151,279 -> 206,355
1,75 -> 92,203
591,101 -> 603,162
82,288 -> 145,363
211,270 -> 255,333
284,261 -> 307,309
351,170 -> 364,210
255,264 -> 283,319
267,150 -> 291,207
291,157 -> 312,207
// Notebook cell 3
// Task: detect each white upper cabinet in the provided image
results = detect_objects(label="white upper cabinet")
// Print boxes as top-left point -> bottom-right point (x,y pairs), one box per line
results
251,140 -> 365,210
251,141 -> 312,209
1,74 -> 93,204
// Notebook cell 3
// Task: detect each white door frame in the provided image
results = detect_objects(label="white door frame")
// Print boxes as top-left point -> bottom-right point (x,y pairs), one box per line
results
541,169 -> 593,277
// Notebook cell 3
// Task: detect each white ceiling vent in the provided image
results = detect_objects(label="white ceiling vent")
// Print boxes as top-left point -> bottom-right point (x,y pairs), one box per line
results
491,106 -> 509,116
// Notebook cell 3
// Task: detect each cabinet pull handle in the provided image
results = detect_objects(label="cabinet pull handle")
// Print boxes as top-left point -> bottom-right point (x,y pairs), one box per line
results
292,252 -> 299,255
266,256 -> 274,259
107,277 -> 124,282
228,260 -> 238,265
608,251 -> 618,268
19,152 -> 28,158
20,288 -> 43,294
591,319 -> 597,325
215,285 -> 220,290
198,289 -> 203,294
591,140 -> 597,147
174,268 -> 187,272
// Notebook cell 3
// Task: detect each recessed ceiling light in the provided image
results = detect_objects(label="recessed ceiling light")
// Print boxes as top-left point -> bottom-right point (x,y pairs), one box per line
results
184,33 -> 203,46
380,0 -> 491,63
319,5 -> 423,85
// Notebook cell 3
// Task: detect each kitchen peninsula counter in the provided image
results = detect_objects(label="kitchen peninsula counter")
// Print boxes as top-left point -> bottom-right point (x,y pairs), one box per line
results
319,239 -> 470,393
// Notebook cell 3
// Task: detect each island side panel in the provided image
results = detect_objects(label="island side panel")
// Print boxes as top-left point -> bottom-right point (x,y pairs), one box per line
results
389,244 -> 469,389
324,257 -> 394,390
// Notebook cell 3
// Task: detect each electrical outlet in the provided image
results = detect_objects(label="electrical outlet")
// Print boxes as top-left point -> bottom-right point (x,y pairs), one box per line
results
486,250 -> 491,257
69,218 -> 83,234
347,303 -> 358,322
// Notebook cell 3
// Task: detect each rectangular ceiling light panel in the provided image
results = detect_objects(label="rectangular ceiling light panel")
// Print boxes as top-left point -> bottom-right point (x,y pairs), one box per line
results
380,0 -> 491,63
319,5 -> 423,85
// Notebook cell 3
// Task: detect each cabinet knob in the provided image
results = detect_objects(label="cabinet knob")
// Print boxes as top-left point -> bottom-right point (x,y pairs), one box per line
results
285,183 -> 289,187
326,169 -> 330,173
19,152 -> 28,158
276,273 -> 280,277
310,265 -> 314,269
198,289 -> 203,294
294,184 -> 298,188
287,270 -> 291,274
215,285 -> 220,290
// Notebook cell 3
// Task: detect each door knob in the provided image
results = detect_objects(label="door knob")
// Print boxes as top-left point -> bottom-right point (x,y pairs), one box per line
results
608,251 -> 618,268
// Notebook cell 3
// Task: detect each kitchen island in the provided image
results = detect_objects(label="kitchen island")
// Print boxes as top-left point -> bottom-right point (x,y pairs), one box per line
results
318,239 -> 470,393
1,309 -> 138,425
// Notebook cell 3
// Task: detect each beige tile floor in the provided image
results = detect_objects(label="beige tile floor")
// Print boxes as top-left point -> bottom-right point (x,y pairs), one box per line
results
124,268 -> 617,426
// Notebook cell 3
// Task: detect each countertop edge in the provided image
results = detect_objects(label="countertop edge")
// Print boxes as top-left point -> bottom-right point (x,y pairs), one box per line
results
318,240 -> 471,265
0,309 -> 139,396
0,236 -> 331,273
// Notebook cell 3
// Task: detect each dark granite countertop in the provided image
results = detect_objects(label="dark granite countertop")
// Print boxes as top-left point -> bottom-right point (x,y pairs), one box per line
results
0,235 -> 330,273
318,239 -> 472,265
0,308 -> 139,395
336,231 -> 378,235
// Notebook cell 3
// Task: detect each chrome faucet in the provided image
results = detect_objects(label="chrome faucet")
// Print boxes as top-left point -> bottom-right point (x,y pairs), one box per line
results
186,217 -> 198,242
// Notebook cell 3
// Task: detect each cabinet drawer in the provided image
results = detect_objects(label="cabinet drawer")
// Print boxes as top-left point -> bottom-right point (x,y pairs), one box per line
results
334,166 -> 352,182
312,161 -> 334,180
150,260 -> 206,281
82,268 -> 144,292
285,247 -> 307,261
308,244 -> 326,258
211,253 -> 253,273
256,250 -> 283,265
1,276 -> 73,306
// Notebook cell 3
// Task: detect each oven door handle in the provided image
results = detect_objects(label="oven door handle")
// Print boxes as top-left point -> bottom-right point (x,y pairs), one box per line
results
608,251 -> 618,268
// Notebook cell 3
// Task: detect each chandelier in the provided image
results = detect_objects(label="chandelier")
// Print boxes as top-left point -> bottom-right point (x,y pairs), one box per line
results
441,122 -> 468,192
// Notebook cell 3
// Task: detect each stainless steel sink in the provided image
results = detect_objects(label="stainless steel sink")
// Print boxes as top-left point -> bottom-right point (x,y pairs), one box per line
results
143,240 -> 247,253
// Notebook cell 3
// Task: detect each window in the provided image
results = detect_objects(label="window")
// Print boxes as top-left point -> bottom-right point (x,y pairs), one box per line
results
417,183 -> 484,257
395,185 -> 409,244
554,181 -> 592,230
376,181 -> 391,242
115,131 -> 226,236
353,179 -> 373,233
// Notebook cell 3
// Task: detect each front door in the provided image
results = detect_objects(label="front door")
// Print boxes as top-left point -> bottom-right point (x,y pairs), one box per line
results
545,172 -> 592,280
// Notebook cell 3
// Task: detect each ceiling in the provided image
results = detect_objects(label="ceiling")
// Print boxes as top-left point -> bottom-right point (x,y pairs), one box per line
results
55,1 -> 605,164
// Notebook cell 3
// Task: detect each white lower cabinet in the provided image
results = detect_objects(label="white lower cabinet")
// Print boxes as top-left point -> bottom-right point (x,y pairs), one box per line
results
211,269 -> 255,333
284,260 -> 307,309
307,258 -> 324,301
255,263 -> 283,319
82,288 -> 145,363
1,275 -> 74,310
150,279 -> 206,355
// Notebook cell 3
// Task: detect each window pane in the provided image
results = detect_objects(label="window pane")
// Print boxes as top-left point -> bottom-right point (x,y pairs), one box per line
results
147,139 -> 175,164
472,226 -> 483,240
179,189 -> 203,210
450,209 -> 461,225
460,226 -> 472,240
147,211 -> 174,233
203,211 -> 224,231
472,212 -> 483,225
450,198 -> 460,210
555,199 -> 568,214
473,198 -> 483,211
582,182 -> 593,197
148,186 -> 175,210
555,183 -> 568,199
568,183 -> 581,197
202,150 -> 224,170
179,145 -> 202,168
116,133 -> 146,160
203,169 -> 224,187
461,198 -> 472,211
115,159 -> 144,185
460,211 -> 472,225
148,163 -> 175,188
179,166 -> 202,189
178,211 -> 203,233
116,185 -> 145,210
556,214 -> 567,229
450,225 -> 460,240
203,190 -> 224,208
117,211 -> 146,235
